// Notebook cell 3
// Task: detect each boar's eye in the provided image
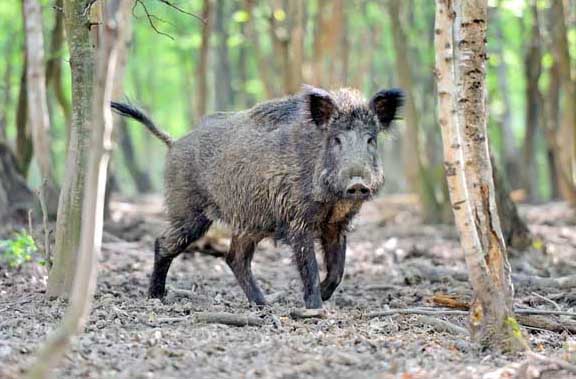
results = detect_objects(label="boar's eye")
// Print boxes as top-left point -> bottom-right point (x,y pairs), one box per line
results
333,136 -> 342,146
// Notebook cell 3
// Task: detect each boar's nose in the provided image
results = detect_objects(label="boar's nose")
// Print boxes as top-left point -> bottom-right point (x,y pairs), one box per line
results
345,177 -> 371,200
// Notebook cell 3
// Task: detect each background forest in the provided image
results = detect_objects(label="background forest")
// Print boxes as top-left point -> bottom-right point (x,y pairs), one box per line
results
1,0 -> 574,216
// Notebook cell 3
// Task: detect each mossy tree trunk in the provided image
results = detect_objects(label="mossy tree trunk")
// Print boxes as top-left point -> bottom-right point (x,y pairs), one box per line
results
434,0 -> 527,351
47,0 -> 97,299
25,1 -> 131,377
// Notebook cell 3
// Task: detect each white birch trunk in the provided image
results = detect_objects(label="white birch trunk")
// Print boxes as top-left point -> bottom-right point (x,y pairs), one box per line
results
434,0 -> 527,351
24,1 -> 132,378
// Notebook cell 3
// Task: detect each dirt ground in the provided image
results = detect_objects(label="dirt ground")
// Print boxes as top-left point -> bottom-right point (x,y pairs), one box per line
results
1,195 -> 576,379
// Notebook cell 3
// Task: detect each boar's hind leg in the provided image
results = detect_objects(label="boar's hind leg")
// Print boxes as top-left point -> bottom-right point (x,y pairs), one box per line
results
290,234 -> 322,309
320,225 -> 346,301
225,235 -> 266,306
149,214 -> 212,299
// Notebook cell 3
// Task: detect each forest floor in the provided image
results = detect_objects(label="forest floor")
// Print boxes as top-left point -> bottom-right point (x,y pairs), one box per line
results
1,195 -> 576,379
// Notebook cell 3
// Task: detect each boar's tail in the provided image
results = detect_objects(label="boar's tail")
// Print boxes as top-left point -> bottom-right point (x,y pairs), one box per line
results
111,102 -> 174,147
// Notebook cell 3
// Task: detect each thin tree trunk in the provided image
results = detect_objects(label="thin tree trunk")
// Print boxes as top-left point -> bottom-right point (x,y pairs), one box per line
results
119,119 -> 152,193
195,0 -> 213,119
24,2 -> 131,378
23,0 -> 59,216
550,0 -> 576,204
522,1 -> 543,202
214,0 -> 233,109
387,0 -> 442,223
46,0 -> 72,138
543,60 -> 561,199
288,0 -> 305,92
15,57 -> 33,176
0,39 -> 13,142
491,4 -> 521,189
48,0 -> 97,299
243,0 -> 277,98
434,0 -> 527,351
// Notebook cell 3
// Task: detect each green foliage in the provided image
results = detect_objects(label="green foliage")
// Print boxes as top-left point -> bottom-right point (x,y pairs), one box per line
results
0,231 -> 38,268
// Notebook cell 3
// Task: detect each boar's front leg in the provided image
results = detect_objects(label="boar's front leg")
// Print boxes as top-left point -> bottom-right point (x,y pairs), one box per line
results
225,234 -> 266,306
149,213 -> 212,299
320,224 -> 346,301
290,233 -> 322,309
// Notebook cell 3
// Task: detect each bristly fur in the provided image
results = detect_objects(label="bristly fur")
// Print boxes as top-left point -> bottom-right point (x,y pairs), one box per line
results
112,85 -> 403,308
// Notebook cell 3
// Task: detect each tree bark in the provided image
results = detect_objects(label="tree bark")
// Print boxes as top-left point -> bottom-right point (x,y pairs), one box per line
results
434,0 -> 527,351
15,57 -> 33,176
118,119 -> 152,193
195,0 -> 213,119
214,0 -> 233,109
549,0 -> 576,205
387,0 -> 443,223
46,0 -> 72,139
48,0 -> 97,299
522,1 -> 543,202
243,0 -> 277,98
25,2 -> 131,378
491,4 -> 521,189
0,142 -> 33,222
23,0 -> 59,216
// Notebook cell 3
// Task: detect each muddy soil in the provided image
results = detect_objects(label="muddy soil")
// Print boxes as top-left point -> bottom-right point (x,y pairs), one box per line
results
1,196 -> 576,379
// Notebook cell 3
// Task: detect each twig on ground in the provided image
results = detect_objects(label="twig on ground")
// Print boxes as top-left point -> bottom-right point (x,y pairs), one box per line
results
290,308 -> 327,320
146,312 -> 263,327
368,308 -> 468,318
407,261 -> 576,290
515,315 -> 576,334
369,307 -> 576,319
195,312 -> 264,327
531,291 -> 562,311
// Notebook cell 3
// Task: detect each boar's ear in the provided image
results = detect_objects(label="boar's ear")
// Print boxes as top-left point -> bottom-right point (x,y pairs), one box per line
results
301,85 -> 337,129
369,88 -> 404,130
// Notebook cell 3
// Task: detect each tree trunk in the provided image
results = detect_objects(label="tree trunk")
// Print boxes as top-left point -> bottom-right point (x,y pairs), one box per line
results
0,40 -> 13,142
46,0 -> 72,139
23,0 -> 59,216
243,0 -> 277,98
550,0 -> 576,205
25,2 -> 131,377
48,0 -> 97,299
387,0 -> 443,223
15,58 -> 33,176
492,157 -> 531,250
434,0 -> 527,351
195,0 -> 213,119
214,0 -> 233,110
543,60 -> 561,199
0,143 -> 33,222
491,4 -> 521,189
119,119 -> 152,193
522,1 -> 542,202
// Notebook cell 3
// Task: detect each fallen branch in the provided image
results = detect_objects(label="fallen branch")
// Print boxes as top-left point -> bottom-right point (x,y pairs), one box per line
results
195,312 -> 263,327
516,315 -> 576,334
290,308 -> 327,320
406,261 -> 576,290
368,307 -> 576,319
527,352 -> 576,374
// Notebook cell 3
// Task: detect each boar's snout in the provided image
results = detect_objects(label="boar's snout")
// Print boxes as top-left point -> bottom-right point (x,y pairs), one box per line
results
345,177 -> 371,200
